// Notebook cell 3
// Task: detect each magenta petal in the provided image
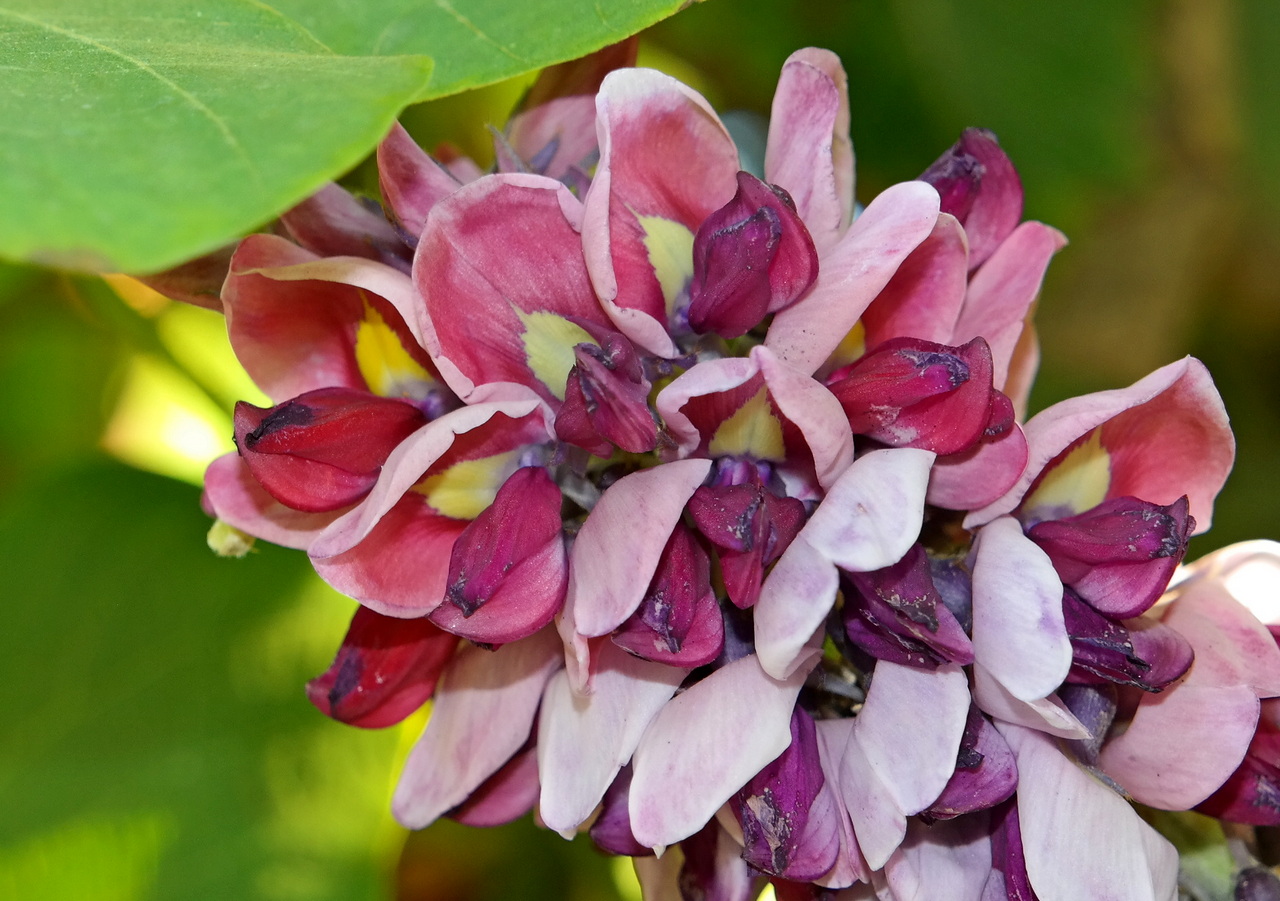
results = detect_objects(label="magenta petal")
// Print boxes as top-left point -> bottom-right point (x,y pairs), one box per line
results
233,388 -> 426,513
971,357 -> 1234,532
861,212 -> 970,348
629,651 -> 817,850
448,743 -> 540,827
922,706 -> 1018,820
428,467 -> 567,644
202,453 -> 336,551
919,128 -> 1024,270
279,182 -> 406,267
391,628 -> 561,828
1000,723 -> 1180,901
589,766 -> 650,857
970,516 -> 1071,702
583,67 -> 739,354
554,331 -> 657,455
413,173 -> 608,404
953,221 -> 1066,390
537,641 -> 684,835
306,605 -> 458,728
377,122 -> 468,241
675,821 -> 757,901
1197,711 -> 1280,825
927,422 -> 1029,511
765,181 -> 941,375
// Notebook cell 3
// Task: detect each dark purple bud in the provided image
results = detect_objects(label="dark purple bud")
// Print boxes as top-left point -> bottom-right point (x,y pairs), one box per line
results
612,523 -> 723,667
687,474 -> 805,610
919,128 -> 1023,269
234,387 -> 426,512
430,467 -> 567,644
1236,867 -> 1280,901
447,742 -> 540,827
678,821 -> 754,901
989,800 -> 1040,900
1062,588 -> 1194,692
827,337 -> 997,455
1028,495 -> 1193,618
730,708 -> 836,881
688,170 -> 819,338
306,605 -> 458,728
843,544 -> 975,668
589,765 -> 652,857
921,705 -> 1017,820
555,331 -> 658,456
1058,683 -> 1118,765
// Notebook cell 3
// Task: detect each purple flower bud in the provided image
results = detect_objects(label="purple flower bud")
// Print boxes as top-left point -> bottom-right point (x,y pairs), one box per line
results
729,708 -> 836,881
1058,683 -> 1118,765
555,330 -> 658,456
921,705 -> 1017,820
234,387 -> 426,512
429,467 -> 567,644
612,523 -> 724,666
688,170 -> 818,338
843,544 -> 975,668
687,473 -> 805,610
306,605 -> 458,728
919,128 -> 1023,268
1029,495 -> 1193,618
827,337 -> 998,455
1198,717 -> 1280,826
989,800 -> 1039,900
1062,588 -> 1194,692
589,765 -> 652,857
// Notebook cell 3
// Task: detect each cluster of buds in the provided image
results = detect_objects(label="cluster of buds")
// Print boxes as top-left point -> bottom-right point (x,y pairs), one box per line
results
199,42 -> 1280,899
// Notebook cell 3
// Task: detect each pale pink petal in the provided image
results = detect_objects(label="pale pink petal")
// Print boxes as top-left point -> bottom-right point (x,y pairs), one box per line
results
507,95 -> 599,180
537,642 -> 685,835
377,122 -> 468,242
1003,323 -> 1040,420
307,401 -> 542,557
835,724 -> 908,870
564,458 -> 712,640
814,719 -> 871,888
798,448 -> 934,572
392,628 -> 562,828
1099,574 -> 1280,808
583,68 -> 739,355
968,357 -> 1234,531
972,664 -> 1089,739
1000,724 -> 1180,901
203,452 -> 336,550
884,818 -> 992,901
656,356 -> 761,458
1171,540 -> 1280,626
449,745 -> 540,827
629,651 -> 818,850
926,424 -> 1029,510
951,222 -> 1066,391
861,213 -> 969,348
852,662 -> 970,816
765,48 -> 854,253
970,517 -> 1071,702
755,448 -> 932,680
413,174 -> 610,405
754,345 -> 855,491
765,181 -> 941,375
755,530 -> 841,681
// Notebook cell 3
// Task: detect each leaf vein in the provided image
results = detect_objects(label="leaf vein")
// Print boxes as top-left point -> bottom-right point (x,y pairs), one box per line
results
430,0 -> 525,63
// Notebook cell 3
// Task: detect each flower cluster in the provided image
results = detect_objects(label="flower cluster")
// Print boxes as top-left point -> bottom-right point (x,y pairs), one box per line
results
201,43 -> 1280,899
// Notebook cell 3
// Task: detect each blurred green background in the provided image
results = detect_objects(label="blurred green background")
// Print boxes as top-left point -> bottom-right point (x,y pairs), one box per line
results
2,0 -> 1277,898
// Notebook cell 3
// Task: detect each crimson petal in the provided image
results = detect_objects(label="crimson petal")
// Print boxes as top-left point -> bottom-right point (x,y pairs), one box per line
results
234,387 -> 426,512
1062,589 -> 1194,691
919,128 -> 1023,269
306,605 -> 458,728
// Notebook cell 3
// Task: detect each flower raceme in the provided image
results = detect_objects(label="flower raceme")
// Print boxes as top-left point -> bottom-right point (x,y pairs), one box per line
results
191,42 -> 1278,901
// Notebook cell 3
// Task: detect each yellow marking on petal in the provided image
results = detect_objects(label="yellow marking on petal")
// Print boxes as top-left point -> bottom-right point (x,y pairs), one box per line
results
514,308 -> 596,401
826,320 -> 867,373
1025,428 -> 1111,516
708,388 -> 786,461
355,297 -> 433,398
634,213 -> 695,319
413,451 -> 519,520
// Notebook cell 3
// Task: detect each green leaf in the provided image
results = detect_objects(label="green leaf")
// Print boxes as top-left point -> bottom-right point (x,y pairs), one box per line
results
0,0 -> 687,275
